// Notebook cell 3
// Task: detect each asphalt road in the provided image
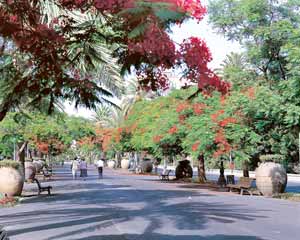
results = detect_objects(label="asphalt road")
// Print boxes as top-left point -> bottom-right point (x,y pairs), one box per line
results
1,167 -> 300,240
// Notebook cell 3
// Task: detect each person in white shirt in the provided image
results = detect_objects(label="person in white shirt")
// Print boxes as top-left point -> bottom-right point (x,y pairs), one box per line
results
71,158 -> 79,180
96,159 -> 104,179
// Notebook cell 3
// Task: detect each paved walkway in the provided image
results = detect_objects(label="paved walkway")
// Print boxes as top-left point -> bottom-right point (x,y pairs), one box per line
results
1,166 -> 300,240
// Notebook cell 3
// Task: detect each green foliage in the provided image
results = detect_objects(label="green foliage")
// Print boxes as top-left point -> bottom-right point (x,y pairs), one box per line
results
0,160 -> 21,170
121,87 -> 261,167
208,0 -> 300,169
0,111 -> 95,157
208,0 -> 299,82
182,91 -> 260,166
259,154 -> 284,163
215,52 -> 257,90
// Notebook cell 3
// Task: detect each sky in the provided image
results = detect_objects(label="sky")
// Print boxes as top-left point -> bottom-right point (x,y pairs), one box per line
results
65,5 -> 241,118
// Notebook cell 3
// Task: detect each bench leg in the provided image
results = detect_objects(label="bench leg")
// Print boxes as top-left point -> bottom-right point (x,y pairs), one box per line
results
47,189 -> 51,195
240,189 -> 244,195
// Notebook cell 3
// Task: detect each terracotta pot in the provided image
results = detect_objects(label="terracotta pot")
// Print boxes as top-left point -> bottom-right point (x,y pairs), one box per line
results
33,160 -> 44,173
255,162 -> 287,196
0,167 -> 24,196
25,162 -> 36,181
175,160 -> 193,179
121,159 -> 130,169
140,159 -> 153,173
107,160 -> 116,169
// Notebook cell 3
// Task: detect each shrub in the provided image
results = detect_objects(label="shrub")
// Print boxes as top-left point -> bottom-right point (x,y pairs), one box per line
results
0,160 -> 21,170
259,154 -> 284,163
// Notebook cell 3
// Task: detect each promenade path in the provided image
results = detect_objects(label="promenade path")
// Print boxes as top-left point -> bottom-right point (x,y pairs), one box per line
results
0,166 -> 299,240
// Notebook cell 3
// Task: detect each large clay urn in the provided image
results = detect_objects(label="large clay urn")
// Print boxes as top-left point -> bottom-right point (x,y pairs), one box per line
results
0,167 -> 24,196
175,160 -> 193,179
140,158 -> 153,173
107,160 -> 116,169
121,158 -> 130,169
25,161 -> 36,182
255,162 -> 287,196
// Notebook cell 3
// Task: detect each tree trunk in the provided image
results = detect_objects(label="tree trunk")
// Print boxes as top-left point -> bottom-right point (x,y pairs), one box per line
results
163,156 -> 168,172
134,151 -> 138,169
243,161 -> 249,177
217,161 -> 226,186
116,152 -> 122,168
17,142 -> 27,174
197,154 -> 206,183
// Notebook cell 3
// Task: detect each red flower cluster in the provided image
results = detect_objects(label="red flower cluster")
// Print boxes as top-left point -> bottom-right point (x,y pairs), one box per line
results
128,24 -> 176,67
218,117 -> 237,127
95,128 -> 114,152
214,129 -> 226,144
0,196 -> 16,206
137,68 -> 170,91
176,102 -> 190,113
175,0 -> 207,21
178,114 -> 186,124
0,0 -> 230,120
153,135 -> 163,143
192,141 -> 200,151
36,142 -> 49,154
246,87 -> 256,99
178,37 -> 231,94
168,125 -> 178,134
210,110 -> 225,122
179,37 -> 212,74
220,95 -> 226,106
94,0 -> 134,13
213,129 -> 231,158
193,103 -> 206,115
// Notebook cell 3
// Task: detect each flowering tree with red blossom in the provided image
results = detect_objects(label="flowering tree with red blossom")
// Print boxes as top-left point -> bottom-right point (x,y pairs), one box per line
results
181,89 -> 259,182
120,86 -> 259,181
0,0 -> 229,121
121,88 -> 193,157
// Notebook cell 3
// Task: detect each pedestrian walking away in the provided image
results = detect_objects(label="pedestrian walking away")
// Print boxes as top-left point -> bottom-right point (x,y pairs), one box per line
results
96,158 -> 104,179
71,158 -> 79,180
80,158 -> 88,180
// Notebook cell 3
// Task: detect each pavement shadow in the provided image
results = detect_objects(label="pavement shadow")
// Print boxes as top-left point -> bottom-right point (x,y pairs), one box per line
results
0,166 -> 270,240
72,233 -> 266,240
2,183 -> 267,240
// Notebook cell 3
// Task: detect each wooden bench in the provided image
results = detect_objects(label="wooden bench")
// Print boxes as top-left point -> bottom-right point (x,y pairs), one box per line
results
33,178 -> 52,195
159,169 -> 172,181
42,169 -> 52,181
227,177 -> 262,196
0,225 -> 8,240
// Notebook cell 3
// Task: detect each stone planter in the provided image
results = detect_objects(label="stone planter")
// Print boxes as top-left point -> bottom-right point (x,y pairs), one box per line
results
255,162 -> 287,196
25,162 -> 36,182
33,160 -> 44,173
175,160 -> 193,179
121,158 -> 130,169
140,158 -> 153,173
107,160 -> 116,169
0,167 -> 24,196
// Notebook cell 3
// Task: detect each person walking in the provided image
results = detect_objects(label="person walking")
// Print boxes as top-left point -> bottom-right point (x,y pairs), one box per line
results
71,158 -> 79,180
80,158 -> 88,180
96,158 -> 104,179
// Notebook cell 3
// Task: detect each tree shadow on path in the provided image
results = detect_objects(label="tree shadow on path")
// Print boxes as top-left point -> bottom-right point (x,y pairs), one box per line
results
71,233 -> 266,240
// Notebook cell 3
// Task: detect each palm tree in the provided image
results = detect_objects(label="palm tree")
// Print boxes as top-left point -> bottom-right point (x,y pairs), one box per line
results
215,52 -> 248,78
0,1 -> 126,121
40,0 -> 125,99
215,52 -> 256,88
